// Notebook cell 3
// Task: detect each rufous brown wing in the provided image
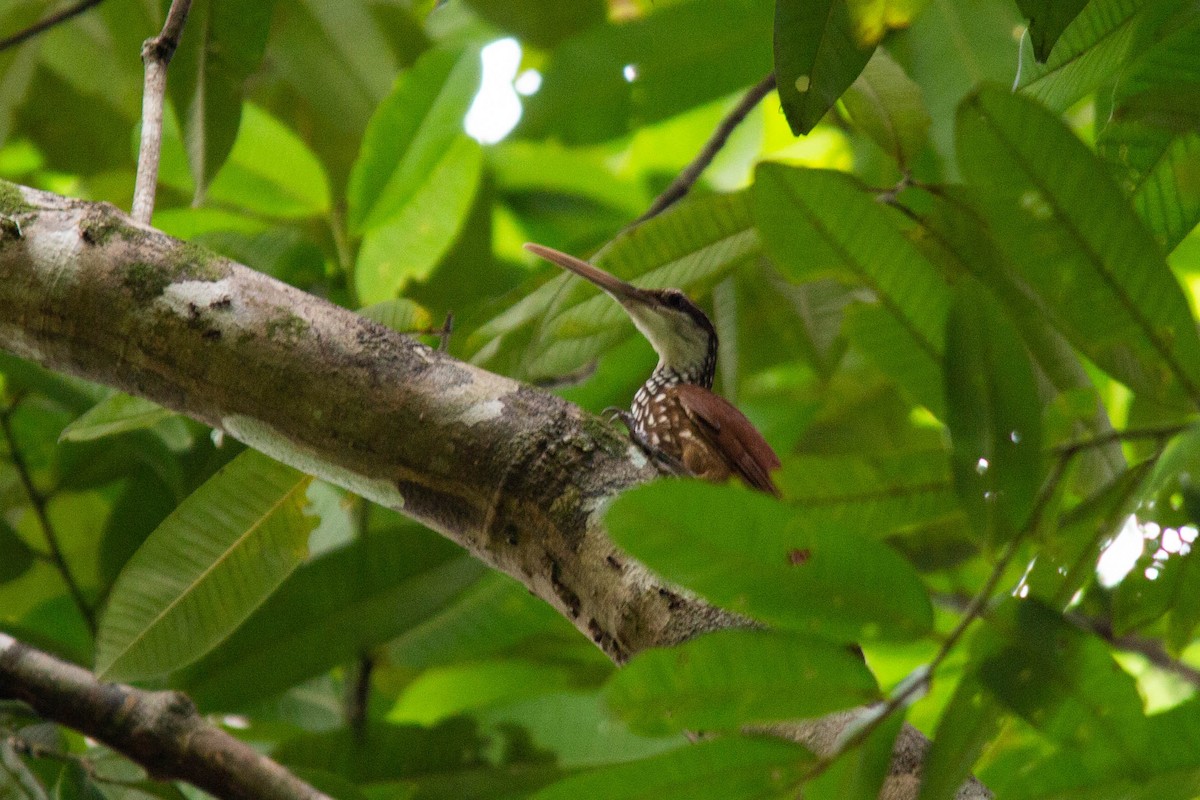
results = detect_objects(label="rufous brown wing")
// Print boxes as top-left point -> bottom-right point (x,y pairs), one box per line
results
668,383 -> 781,496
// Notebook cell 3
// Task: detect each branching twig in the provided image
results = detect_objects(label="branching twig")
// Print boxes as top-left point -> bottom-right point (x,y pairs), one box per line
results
3,730 -> 145,789
629,72 -> 777,227
0,634 -> 333,800
0,402 -> 95,635
131,0 -> 193,224
0,0 -> 106,53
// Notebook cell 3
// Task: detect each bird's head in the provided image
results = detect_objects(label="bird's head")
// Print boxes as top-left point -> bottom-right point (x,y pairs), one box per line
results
526,243 -> 717,383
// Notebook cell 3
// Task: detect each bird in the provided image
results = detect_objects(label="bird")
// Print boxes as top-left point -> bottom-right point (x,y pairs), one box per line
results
525,243 -> 781,495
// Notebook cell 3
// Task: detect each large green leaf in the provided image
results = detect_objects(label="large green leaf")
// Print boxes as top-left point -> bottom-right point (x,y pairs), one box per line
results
980,601 -> 1151,767
58,393 -> 175,443
840,48 -> 931,168
1016,0 -> 1090,61
1096,9 -> 1200,252
754,164 -> 950,414
916,186 -> 1125,485
176,528 -> 486,709
774,0 -> 876,135
520,0 -> 773,144
957,86 -> 1200,406
168,0 -> 276,197
944,279 -> 1044,542
886,0 -> 1023,172
606,481 -> 934,642
354,135 -> 482,303
386,572 -> 591,670
604,629 -> 878,735
1018,0 -> 1182,112
530,736 -> 813,800
96,450 -> 315,680
347,46 -> 481,234
207,103 -> 331,217
773,451 -> 956,538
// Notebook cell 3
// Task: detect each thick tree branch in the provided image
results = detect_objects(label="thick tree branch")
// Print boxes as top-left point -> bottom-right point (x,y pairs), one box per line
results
0,181 -> 990,800
0,633 -> 332,800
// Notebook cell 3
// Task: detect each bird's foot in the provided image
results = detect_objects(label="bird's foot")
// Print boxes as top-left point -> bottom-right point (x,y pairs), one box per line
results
603,406 -> 687,477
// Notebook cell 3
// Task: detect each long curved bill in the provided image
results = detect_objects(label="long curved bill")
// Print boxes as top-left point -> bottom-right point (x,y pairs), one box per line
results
524,243 -> 652,305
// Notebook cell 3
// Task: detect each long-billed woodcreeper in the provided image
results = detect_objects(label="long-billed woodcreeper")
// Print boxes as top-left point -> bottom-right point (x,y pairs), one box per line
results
525,243 -> 781,495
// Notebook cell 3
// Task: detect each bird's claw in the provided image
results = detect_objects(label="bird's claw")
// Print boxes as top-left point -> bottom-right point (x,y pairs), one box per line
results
603,406 -> 687,477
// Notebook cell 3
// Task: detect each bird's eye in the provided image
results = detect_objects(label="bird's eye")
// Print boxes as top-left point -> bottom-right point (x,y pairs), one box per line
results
665,291 -> 686,308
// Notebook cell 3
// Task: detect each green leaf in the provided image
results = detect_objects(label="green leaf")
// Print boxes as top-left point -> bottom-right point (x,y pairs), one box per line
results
754,164 -> 949,414
0,518 -> 34,584
204,104 -> 332,218
1018,0 -> 1180,112
606,481 -> 934,642
58,393 -> 175,443
980,600 -> 1151,767
530,736 -> 812,800
886,0 -> 1024,172
275,720 -> 496,783
774,0 -> 876,135
96,450 -> 315,680
957,86 -> 1200,405
0,5 -> 41,148
844,303 -> 945,417
773,451 -> 956,538
176,531 -> 486,709
1016,0 -> 1090,61
479,692 -> 686,768
359,298 -> 434,334
944,278 -> 1044,542
1096,11 -> 1200,252
917,186 -> 1125,484
168,0 -> 276,197
605,629 -> 878,735
354,135 -> 483,302
840,48 -> 931,168
521,0 -> 773,144
918,676 -> 1003,800
347,46 -> 481,234
463,0 -> 605,48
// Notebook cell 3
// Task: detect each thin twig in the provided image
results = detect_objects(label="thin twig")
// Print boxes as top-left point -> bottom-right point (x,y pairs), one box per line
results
131,0 -> 193,224
1054,422 -> 1192,456
629,72 -> 778,228
0,0 -> 106,53
0,403 -> 95,635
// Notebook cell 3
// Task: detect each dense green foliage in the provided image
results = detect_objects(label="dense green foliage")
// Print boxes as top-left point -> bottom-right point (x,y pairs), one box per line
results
2,0 -> 1200,798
